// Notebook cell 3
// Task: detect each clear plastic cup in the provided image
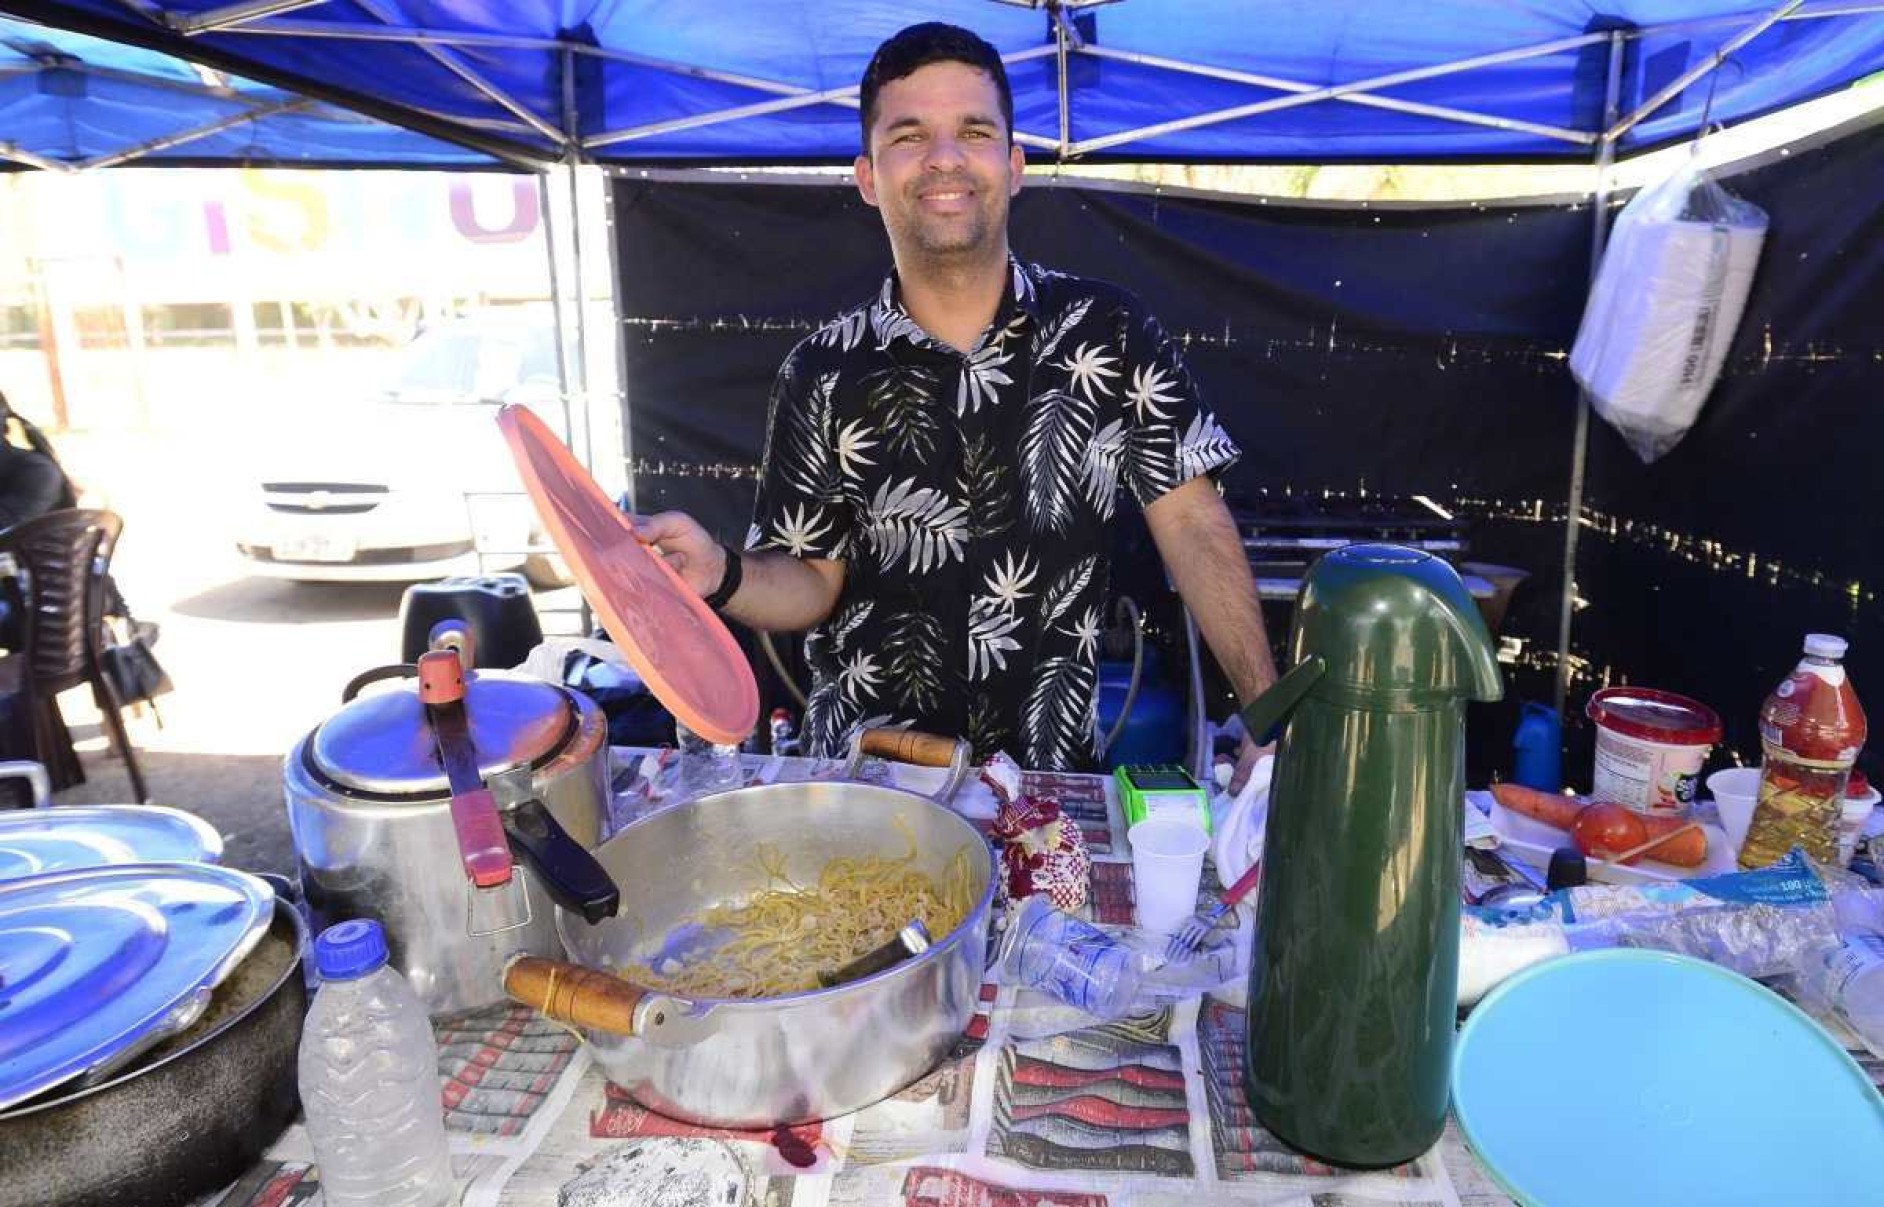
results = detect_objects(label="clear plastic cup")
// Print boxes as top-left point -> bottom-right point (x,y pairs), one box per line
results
1707,767 -> 1761,858
1128,815 -> 1210,936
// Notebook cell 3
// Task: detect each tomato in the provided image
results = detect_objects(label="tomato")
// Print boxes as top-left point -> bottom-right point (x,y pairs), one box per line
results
1571,803 -> 1650,863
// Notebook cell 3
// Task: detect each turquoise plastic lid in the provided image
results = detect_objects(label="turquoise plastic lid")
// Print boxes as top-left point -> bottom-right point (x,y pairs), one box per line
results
1453,950 -> 1884,1206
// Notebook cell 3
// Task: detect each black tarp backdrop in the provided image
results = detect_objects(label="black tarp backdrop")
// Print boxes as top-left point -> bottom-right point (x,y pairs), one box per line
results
614,126 -> 1883,781
1574,119 -> 1884,785
615,175 -> 1593,776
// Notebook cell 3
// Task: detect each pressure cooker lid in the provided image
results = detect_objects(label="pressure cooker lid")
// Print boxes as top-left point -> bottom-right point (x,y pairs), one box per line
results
0,863 -> 274,1111
309,670 -> 578,797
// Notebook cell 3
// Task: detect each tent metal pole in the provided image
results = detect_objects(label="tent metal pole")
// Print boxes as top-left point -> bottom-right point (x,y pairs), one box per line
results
1554,30 -> 1627,718
50,60 -> 251,99
1080,45 -> 1593,145
1070,30 -> 1608,156
586,86 -> 859,149
0,142 -> 76,172
228,21 -> 577,51
1607,1 -> 1806,143
348,0 -> 566,147
561,48 -> 593,473
1053,4 -> 1073,157
77,96 -> 312,168
168,0 -> 325,35
103,0 -> 166,22
1620,2 -> 1884,41
583,45 -> 1059,150
538,169 -> 573,451
601,171 -> 635,516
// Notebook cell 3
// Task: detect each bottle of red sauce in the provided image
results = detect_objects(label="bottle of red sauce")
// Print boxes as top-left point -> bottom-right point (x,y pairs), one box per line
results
1740,634 -> 1867,868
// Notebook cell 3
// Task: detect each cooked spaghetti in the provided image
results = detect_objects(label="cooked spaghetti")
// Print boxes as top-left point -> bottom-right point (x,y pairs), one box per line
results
627,836 -> 977,999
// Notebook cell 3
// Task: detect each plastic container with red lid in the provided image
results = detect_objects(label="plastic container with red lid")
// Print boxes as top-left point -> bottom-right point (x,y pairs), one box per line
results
1586,687 -> 1723,818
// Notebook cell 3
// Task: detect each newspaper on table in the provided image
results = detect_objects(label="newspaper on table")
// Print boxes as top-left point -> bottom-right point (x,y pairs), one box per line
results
198,755 -> 1884,1207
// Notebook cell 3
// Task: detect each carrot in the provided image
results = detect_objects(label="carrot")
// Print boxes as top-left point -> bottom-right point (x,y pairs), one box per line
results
1630,810 -> 1709,866
1489,782 -> 1584,830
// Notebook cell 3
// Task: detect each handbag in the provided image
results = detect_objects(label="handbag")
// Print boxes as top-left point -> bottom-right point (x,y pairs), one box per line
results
100,616 -> 173,723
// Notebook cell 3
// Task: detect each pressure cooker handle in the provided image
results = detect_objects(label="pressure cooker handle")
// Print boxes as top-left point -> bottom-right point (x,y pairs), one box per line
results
340,663 -> 417,703
505,956 -> 646,1034
504,798 -> 620,924
844,728 -> 973,804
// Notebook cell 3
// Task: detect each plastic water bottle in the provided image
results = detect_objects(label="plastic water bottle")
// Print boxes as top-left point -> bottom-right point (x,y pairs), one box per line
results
995,896 -> 1144,1018
299,920 -> 454,1207
675,719 -> 743,799
1804,933 -> 1884,1060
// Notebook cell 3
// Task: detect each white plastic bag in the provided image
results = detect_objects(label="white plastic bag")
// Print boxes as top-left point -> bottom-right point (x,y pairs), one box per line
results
1570,158 -> 1767,462
515,635 -> 628,683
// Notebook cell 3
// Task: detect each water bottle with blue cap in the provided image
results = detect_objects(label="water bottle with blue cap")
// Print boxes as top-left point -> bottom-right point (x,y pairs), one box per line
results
298,920 -> 454,1207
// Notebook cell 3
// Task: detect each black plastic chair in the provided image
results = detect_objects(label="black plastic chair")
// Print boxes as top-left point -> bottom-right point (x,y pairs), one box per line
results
0,508 -> 148,803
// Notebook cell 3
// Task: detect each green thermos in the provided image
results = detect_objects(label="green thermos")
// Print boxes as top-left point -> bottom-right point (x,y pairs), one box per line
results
1239,544 -> 1503,1167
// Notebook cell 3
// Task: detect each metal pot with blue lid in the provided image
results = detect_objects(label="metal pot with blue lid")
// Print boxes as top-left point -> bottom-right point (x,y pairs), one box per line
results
285,623 -> 619,1014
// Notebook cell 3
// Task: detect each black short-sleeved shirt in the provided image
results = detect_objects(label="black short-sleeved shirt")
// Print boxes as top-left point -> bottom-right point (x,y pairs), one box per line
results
748,257 -> 1240,770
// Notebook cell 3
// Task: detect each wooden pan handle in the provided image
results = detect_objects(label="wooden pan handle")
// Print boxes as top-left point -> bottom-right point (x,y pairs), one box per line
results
858,728 -> 960,768
505,956 -> 646,1035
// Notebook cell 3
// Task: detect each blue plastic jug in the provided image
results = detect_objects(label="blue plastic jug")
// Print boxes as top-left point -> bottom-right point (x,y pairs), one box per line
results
1098,650 -> 1184,768
1512,702 -> 1563,792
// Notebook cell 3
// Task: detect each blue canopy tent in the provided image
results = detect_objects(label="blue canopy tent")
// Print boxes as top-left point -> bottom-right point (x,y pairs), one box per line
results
1,1 -> 1883,166
0,16 -> 503,168
2,1 -> 1882,733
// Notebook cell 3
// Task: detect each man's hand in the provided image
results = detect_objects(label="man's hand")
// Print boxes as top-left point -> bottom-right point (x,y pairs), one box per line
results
634,511 -> 728,599
634,510 -> 845,632
1229,733 -> 1274,794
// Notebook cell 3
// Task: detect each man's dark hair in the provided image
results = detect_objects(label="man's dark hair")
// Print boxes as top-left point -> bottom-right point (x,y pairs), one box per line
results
858,23 -> 1013,153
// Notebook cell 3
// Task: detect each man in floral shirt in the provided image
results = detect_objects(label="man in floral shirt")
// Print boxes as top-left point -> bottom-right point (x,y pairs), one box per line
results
641,23 -> 1276,776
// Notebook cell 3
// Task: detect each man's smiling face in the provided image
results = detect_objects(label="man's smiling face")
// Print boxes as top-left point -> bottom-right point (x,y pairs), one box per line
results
855,61 -> 1025,265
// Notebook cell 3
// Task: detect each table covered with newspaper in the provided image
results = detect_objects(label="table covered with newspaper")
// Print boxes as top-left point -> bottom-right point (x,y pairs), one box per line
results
197,751 -> 1880,1207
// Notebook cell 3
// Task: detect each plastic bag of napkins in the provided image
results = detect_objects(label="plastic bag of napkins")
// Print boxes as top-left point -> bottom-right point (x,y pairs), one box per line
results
1569,157 -> 1767,463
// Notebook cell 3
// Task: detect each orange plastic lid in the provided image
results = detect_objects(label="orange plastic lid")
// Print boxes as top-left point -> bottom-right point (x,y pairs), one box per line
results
496,405 -> 759,746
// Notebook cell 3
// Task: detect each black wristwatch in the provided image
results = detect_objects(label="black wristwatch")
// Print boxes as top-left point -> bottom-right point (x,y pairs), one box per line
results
701,543 -> 743,610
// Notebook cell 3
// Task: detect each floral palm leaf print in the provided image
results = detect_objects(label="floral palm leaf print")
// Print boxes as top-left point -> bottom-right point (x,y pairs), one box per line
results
1083,418 -> 1127,516
1039,556 -> 1098,628
958,340 -> 1015,416
1060,342 -> 1121,403
957,430 -> 1015,541
1178,412 -> 1240,482
967,595 -> 1024,682
838,649 -> 883,704
861,363 -> 941,460
769,503 -> 834,558
1020,388 -> 1095,536
865,478 -> 967,574
1030,295 -> 1091,362
884,611 -> 946,714
1024,655 -> 1097,772
827,600 -> 874,647
965,690 -> 1007,763
816,306 -> 869,353
1127,362 -> 1182,422
803,675 -> 856,757
781,372 -> 841,503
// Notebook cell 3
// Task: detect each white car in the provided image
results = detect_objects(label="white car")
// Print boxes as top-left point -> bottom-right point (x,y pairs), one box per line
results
235,319 -> 573,585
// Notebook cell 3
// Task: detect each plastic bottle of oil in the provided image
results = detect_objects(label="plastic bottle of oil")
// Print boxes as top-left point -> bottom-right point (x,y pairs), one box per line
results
1739,635 -> 1866,869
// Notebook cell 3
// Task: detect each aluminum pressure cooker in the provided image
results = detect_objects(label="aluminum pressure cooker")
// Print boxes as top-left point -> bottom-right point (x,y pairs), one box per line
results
285,635 -> 618,1013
